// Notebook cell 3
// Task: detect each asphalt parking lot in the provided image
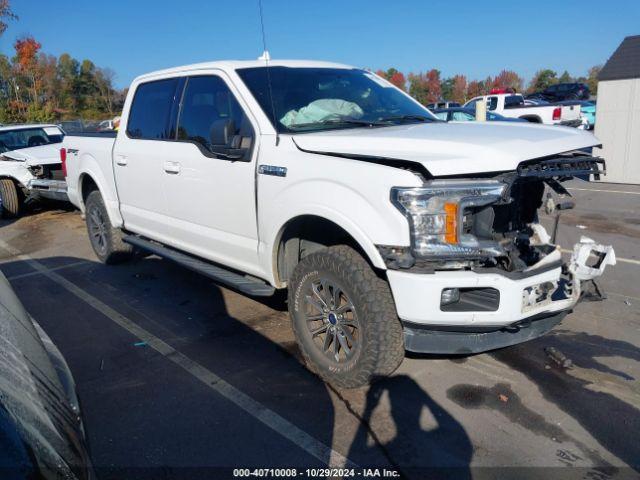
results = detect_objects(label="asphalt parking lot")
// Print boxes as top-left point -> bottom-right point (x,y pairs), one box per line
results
0,179 -> 639,479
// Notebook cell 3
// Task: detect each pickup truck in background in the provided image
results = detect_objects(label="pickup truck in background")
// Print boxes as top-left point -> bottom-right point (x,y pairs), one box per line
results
463,92 -> 584,127
61,60 -> 615,388
0,124 -> 68,217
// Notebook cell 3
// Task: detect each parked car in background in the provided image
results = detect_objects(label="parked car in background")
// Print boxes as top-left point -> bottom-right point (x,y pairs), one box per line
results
61,59 -> 615,388
0,124 -> 68,217
0,270 -> 92,479
432,107 -> 527,122
58,120 -> 84,134
463,93 -> 583,126
524,98 -> 550,106
426,101 -> 461,110
557,100 -> 596,129
540,82 -> 590,101
97,119 -> 114,131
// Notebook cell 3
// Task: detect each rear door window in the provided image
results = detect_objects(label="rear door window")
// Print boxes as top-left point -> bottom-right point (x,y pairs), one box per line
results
127,78 -> 180,140
504,95 -> 523,108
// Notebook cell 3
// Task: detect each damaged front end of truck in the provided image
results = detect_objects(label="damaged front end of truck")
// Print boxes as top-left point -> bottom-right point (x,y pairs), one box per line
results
381,151 -> 616,353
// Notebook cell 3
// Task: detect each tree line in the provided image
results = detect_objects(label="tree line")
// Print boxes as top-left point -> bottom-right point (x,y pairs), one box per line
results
376,66 -> 601,105
0,35 -> 125,124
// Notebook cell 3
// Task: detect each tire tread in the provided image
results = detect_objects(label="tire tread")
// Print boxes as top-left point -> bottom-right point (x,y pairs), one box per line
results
0,179 -> 23,218
288,245 -> 404,388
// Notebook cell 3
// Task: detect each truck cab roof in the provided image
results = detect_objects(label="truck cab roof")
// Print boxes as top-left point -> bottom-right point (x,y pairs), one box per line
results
135,59 -> 355,82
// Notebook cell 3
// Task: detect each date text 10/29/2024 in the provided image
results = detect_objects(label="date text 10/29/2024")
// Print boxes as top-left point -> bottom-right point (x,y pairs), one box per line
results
233,468 -> 400,478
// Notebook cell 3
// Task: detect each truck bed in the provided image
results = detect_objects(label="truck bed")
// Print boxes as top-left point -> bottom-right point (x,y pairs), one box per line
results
62,132 -> 118,214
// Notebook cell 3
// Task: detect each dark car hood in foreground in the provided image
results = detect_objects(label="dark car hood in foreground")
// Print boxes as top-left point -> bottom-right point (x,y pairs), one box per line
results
0,271 -> 90,479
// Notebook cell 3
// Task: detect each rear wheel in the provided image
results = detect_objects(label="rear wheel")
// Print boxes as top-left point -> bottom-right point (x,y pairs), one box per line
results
0,179 -> 24,218
288,245 -> 404,388
85,190 -> 133,264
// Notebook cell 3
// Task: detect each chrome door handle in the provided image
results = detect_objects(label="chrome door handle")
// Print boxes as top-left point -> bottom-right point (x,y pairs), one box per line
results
163,161 -> 181,174
115,155 -> 128,166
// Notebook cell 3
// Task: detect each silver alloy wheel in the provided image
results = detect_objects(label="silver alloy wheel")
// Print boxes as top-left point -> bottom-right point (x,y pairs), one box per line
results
304,278 -> 360,363
88,206 -> 108,255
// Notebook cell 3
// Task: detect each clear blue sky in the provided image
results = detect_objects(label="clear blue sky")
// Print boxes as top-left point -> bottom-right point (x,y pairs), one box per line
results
1,0 -> 638,88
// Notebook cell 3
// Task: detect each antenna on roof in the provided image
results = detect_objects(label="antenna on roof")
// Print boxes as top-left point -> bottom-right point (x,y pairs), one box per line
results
257,0 -> 279,145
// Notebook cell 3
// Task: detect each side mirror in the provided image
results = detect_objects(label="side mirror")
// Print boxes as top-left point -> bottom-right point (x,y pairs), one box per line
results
209,119 -> 251,160
210,119 -> 236,146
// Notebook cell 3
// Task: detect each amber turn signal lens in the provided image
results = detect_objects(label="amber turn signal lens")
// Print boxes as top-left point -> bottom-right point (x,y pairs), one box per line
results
444,202 -> 458,244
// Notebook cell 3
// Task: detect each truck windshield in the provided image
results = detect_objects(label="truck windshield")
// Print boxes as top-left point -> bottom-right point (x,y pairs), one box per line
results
0,127 -> 64,153
237,67 -> 437,133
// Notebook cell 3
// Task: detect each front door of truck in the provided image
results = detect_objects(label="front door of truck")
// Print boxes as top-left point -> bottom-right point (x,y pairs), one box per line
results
160,73 -> 260,275
114,77 -> 183,241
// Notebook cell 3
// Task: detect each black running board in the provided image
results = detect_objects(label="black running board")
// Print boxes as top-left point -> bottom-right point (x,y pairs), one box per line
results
123,235 -> 275,297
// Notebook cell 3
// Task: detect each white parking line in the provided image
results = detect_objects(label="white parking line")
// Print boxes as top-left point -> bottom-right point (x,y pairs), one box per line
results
0,240 -> 356,469
568,187 -> 640,196
5,261 -> 89,280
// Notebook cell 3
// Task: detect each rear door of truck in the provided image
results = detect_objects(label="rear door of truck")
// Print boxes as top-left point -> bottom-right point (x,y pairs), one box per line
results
113,77 -> 183,240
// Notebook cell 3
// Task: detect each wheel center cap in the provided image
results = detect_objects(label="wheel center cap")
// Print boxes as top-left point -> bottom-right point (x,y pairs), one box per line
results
328,313 -> 337,325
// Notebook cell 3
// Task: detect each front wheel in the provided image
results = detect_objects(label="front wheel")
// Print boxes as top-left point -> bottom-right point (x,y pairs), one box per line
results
85,190 -> 134,264
288,245 -> 405,389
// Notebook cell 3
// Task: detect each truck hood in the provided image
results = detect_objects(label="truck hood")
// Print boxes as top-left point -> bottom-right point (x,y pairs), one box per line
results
292,122 -> 600,176
0,144 -> 62,166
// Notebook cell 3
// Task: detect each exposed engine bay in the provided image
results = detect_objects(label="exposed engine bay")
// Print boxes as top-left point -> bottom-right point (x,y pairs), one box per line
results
468,153 -> 605,273
382,152 -> 612,275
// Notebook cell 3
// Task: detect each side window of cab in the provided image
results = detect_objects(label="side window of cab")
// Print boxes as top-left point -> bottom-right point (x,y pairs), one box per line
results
126,78 -> 180,139
177,75 -> 254,160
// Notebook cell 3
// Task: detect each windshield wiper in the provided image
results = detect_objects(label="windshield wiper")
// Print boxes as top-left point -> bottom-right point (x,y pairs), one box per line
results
378,114 -> 439,123
287,118 -> 388,130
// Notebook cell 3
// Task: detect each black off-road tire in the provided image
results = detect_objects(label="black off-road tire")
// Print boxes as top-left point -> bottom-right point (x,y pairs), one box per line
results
288,245 -> 405,389
85,190 -> 134,264
0,179 -> 24,218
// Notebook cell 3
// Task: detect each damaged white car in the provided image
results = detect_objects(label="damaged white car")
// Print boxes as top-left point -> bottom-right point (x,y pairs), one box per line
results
0,124 -> 68,218
62,61 -> 616,387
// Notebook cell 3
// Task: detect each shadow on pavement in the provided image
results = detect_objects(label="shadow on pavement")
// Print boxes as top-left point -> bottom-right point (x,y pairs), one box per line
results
347,375 -> 472,480
1,255 -> 335,478
0,254 -> 475,477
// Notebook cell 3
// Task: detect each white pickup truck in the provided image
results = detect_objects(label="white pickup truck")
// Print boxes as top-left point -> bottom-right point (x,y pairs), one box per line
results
0,124 -> 68,217
61,60 -> 615,388
464,93 -> 584,127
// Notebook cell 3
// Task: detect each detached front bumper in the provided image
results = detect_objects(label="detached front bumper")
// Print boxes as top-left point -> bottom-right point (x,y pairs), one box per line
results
27,178 -> 68,201
388,237 -> 616,354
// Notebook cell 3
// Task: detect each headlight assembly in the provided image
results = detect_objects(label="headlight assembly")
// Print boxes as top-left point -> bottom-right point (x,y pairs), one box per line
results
391,180 -> 507,259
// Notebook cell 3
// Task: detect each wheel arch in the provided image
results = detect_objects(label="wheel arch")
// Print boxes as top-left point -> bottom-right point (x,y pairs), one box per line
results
272,214 -> 386,288
76,170 -> 123,227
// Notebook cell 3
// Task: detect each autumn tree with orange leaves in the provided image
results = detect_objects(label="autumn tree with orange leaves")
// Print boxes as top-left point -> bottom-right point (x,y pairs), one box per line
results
1,33 -> 123,123
375,68 -> 407,90
451,75 -> 468,104
491,69 -> 524,92
408,69 -> 441,104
